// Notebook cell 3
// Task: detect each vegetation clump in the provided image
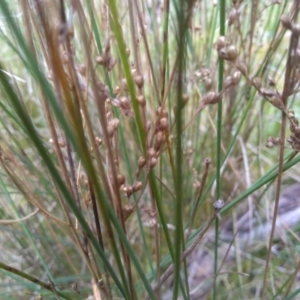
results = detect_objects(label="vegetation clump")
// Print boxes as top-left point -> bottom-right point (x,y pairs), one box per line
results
0,0 -> 300,299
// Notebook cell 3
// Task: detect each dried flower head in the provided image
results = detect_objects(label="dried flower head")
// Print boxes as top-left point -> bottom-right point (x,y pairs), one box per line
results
182,94 -> 189,104
95,137 -> 102,147
193,180 -> 201,190
216,36 -> 226,51
114,85 -> 121,95
138,156 -> 146,168
124,185 -> 133,197
111,97 -> 133,117
133,181 -> 142,192
213,199 -> 224,211
123,205 -> 135,220
161,109 -> 169,119
232,70 -> 241,85
159,117 -> 169,130
117,174 -> 125,187
205,78 -> 213,91
122,78 -> 128,90
218,45 -> 238,61
292,23 -> 300,37
78,64 -> 87,76
252,77 -> 262,90
228,9 -> 238,26
267,76 -> 276,87
224,76 -> 233,89
202,91 -> 222,105
269,95 -> 283,109
281,15 -> 292,30
148,147 -> 156,158
226,45 -> 239,61
150,157 -> 158,168
137,95 -> 146,107
266,136 -> 283,148
235,60 -> 247,75
134,74 -> 144,89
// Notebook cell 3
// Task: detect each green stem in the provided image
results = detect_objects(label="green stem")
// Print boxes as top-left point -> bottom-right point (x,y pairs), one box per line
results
0,261 -> 77,300
214,1 -> 225,299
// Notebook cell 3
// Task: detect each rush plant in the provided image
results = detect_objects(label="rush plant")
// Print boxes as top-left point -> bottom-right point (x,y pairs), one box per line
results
0,0 -> 300,299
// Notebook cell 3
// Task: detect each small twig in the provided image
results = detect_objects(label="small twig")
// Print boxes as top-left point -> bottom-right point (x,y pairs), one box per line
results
145,212 -> 217,300
0,208 -> 39,224
47,275 -> 61,300
187,158 -> 211,237
262,3 -> 300,296
88,179 -> 112,300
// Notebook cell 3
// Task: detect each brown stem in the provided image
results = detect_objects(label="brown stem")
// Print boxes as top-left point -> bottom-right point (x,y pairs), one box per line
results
187,158 -> 211,238
145,212 -> 217,300
262,1 -> 300,296
88,179 -> 112,300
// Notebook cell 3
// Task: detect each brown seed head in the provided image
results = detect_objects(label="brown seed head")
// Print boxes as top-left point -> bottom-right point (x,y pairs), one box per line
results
228,9 -> 238,26
213,199 -> 224,211
202,91 -> 222,105
224,76 -> 233,89
205,78 -> 213,91
288,109 -> 295,117
122,78 -> 128,90
125,186 -> 133,197
117,174 -> 125,187
137,95 -> 146,107
269,95 -> 282,109
216,36 -> 226,51
154,132 -> 164,151
159,117 -> 168,130
161,109 -> 168,119
113,86 -> 120,96
193,180 -> 201,190
78,64 -> 87,76
133,181 -> 142,192
232,70 -> 241,85
146,121 -> 151,132
292,23 -> 300,37
235,61 -> 247,75
266,136 -> 275,148
294,126 -> 300,135
156,131 -> 164,143
150,157 -> 157,168
120,96 -> 130,107
107,125 -> 115,138
148,147 -> 156,157
267,76 -> 276,87
134,74 -> 144,89
110,118 -> 120,130
123,205 -> 134,220
281,15 -> 292,30
226,45 -> 239,61
96,55 -> 105,65
95,137 -> 102,147
107,57 -> 116,71
156,107 -> 163,116
218,47 -> 227,59
138,156 -> 146,168
182,94 -> 189,104
252,77 -> 262,90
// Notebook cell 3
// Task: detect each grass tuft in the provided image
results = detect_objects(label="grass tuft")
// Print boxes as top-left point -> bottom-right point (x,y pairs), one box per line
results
1,0 -> 300,299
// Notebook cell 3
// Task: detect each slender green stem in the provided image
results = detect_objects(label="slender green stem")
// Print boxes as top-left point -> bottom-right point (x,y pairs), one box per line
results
108,0 -> 145,152
160,0 -> 170,105
0,261 -> 77,300
172,1 -> 187,297
213,1 -> 225,299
